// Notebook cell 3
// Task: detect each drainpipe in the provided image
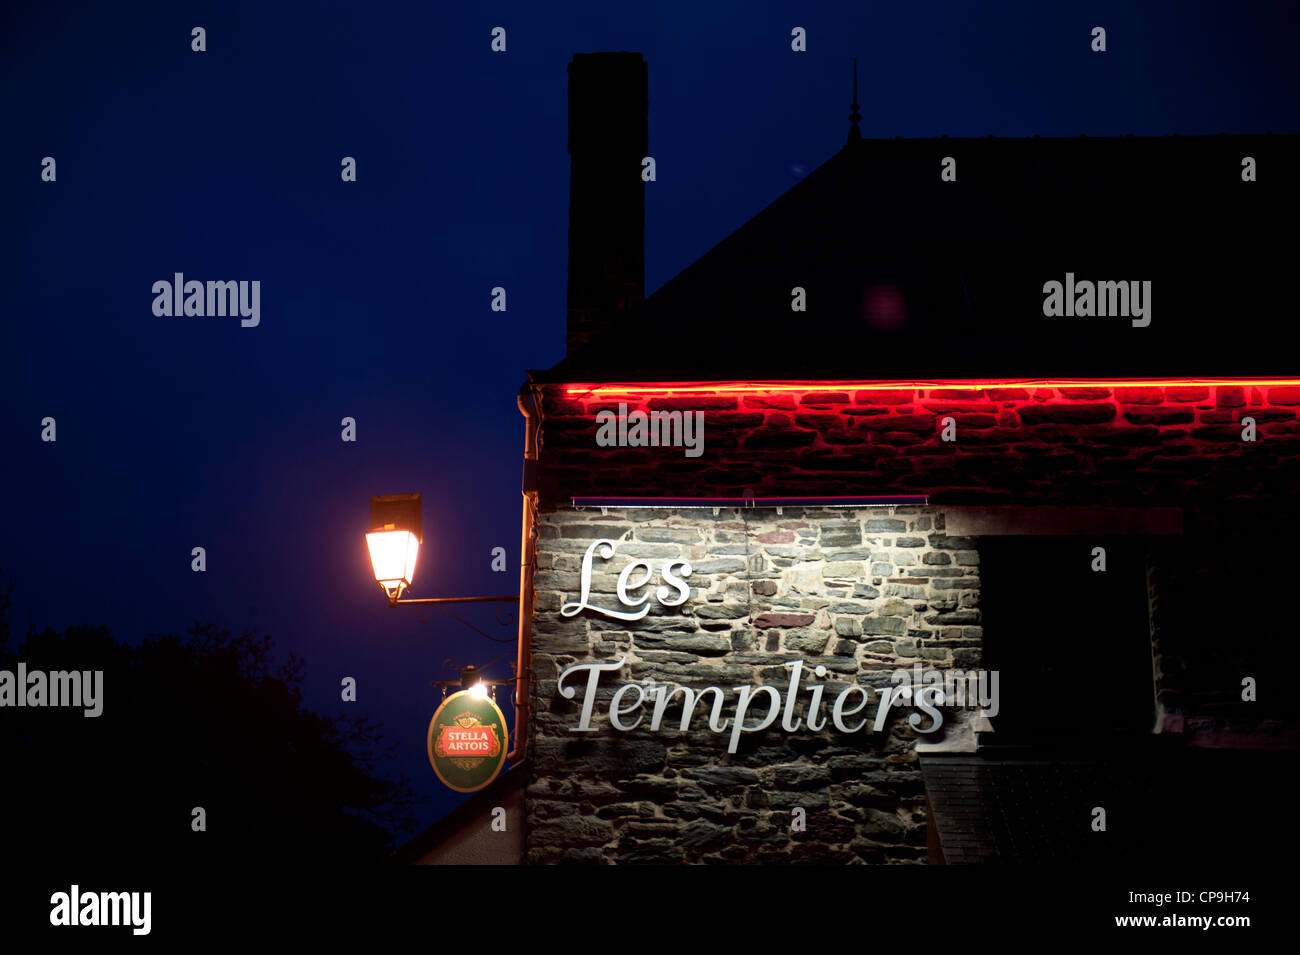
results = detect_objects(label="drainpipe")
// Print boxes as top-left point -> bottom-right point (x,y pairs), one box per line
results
507,381 -> 541,764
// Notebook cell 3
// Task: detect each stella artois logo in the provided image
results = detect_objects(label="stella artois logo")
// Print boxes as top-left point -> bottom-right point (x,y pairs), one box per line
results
427,690 -> 509,793
434,713 -> 501,768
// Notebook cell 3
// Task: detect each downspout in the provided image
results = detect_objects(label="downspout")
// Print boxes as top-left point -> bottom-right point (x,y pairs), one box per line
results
507,380 -> 541,764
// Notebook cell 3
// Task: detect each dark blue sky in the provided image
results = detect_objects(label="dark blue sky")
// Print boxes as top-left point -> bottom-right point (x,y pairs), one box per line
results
2,1 -> 1296,835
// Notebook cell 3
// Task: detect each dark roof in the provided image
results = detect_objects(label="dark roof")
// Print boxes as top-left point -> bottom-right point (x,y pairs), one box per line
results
387,761 -> 529,865
537,134 -> 1299,384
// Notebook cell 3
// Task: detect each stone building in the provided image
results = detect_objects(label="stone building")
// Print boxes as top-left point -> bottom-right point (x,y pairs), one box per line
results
404,52 -> 1300,865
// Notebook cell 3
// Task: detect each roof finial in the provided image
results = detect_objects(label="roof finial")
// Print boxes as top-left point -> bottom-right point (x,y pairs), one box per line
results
847,56 -> 862,144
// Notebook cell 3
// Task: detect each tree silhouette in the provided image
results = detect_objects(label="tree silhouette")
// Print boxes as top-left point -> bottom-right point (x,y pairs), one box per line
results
0,577 -> 416,867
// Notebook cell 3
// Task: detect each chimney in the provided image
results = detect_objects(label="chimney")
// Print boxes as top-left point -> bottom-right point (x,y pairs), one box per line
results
566,52 -> 647,356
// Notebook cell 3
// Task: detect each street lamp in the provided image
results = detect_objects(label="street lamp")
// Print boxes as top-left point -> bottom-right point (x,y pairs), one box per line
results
365,493 -> 517,608
365,530 -> 420,600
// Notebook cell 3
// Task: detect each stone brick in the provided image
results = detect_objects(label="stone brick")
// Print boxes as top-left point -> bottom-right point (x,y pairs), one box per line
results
561,524 -> 632,539
1124,408 -> 1194,426
854,390 -> 914,404
691,558 -> 747,574
833,617 -> 863,637
787,631 -> 832,652
531,815 -> 613,848
1113,387 -> 1164,404
772,765 -> 834,789
859,415 -> 938,434
1018,403 -> 1117,424
534,737 -> 668,775
1217,387 -> 1246,408
636,634 -> 729,654
1268,387 -> 1300,405
862,616 -> 907,635
744,429 -> 818,449
751,612 -> 813,628
677,819 -> 733,848
636,527 -> 702,543
799,392 -> 852,406
927,610 -> 980,624
694,602 -> 749,619
819,521 -> 862,547
620,846 -> 686,864
685,766 -> 759,787
645,397 -> 737,411
865,519 -> 908,533
743,395 -> 797,410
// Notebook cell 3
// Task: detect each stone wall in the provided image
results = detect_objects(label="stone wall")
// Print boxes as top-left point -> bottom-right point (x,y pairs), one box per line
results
537,384 -> 1300,531
525,504 -> 978,864
524,382 -> 1300,863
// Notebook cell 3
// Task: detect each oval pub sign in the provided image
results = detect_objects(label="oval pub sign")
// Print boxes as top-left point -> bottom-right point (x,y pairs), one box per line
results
427,690 -> 508,793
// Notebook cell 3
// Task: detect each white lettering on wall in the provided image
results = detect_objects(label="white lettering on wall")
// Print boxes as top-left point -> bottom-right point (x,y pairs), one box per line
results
560,539 -> 692,621
555,657 -> 998,752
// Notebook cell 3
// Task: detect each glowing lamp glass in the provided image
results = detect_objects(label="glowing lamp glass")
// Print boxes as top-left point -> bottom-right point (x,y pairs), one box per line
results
366,529 -> 419,598
469,681 -> 489,700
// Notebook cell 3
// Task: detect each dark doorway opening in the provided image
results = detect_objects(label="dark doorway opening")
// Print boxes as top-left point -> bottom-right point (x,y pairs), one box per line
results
978,535 -> 1154,740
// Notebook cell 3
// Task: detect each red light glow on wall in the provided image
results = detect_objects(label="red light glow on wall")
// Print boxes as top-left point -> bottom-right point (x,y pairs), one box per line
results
563,378 -> 1300,398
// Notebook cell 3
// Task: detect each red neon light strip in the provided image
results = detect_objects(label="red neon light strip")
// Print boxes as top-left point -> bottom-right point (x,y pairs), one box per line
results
563,378 -> 1300,397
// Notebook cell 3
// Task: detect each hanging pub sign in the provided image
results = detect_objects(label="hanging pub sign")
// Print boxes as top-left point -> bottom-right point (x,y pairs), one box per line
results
427,690 -> 509,793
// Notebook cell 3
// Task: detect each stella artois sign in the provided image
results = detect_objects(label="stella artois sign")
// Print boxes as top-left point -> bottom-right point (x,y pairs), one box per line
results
427,690 -> 509,793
